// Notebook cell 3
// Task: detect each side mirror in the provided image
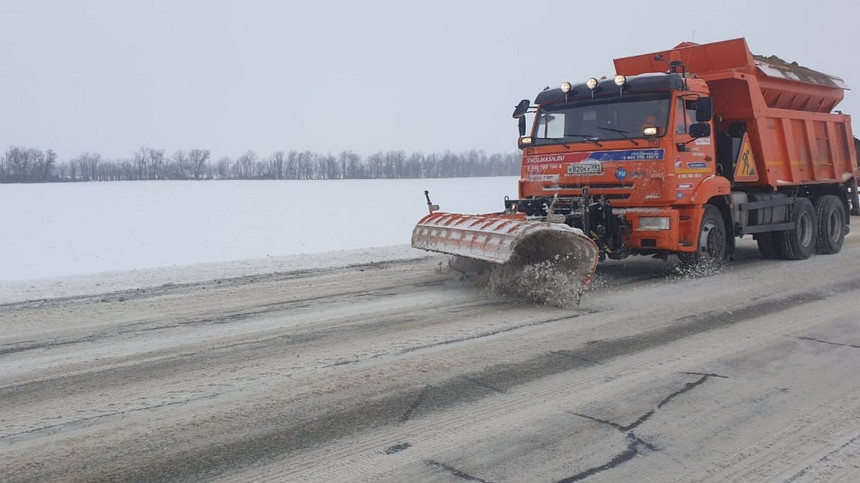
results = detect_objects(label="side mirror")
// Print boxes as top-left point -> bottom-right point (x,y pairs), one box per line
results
512,99 -> 530,119
695,97 -> 713,122
513,99 -> 530,137
689,123 -> 711,138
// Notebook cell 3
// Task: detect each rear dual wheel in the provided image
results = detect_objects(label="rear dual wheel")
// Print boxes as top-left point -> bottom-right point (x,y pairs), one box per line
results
758,196 -> 846,259
774,197 -> 816,260
756,197 -> 817,260
814,194 -> 846,254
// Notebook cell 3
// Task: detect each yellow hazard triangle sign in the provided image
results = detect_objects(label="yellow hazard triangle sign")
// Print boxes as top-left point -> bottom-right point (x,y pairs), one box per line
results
734,133 -> 759,182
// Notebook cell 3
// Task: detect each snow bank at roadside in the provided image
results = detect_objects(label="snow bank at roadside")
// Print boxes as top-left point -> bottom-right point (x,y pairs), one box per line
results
0,245 -> 429,305
0,177 -> 515,304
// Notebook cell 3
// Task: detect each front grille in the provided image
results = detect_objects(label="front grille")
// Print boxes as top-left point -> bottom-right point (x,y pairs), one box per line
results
554,183 -> 634,200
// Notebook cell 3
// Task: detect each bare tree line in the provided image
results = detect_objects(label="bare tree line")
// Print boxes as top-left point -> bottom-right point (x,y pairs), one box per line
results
0,146 -> 520,183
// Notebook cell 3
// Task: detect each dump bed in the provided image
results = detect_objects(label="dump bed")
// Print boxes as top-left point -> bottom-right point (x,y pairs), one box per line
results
615,38 -> 858,187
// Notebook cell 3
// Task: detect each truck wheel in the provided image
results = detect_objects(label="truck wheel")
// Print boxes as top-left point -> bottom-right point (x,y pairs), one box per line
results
679,205 -> 726,271
774,197 -> 816,260
814,195 -> 846,254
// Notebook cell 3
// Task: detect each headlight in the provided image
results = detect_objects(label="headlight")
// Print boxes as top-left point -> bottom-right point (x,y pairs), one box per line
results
637,216 -> 670,231
518,136 -> 533,149
560,81 -> 572,94
586,78 -> 599,90
614,74 -> 627,86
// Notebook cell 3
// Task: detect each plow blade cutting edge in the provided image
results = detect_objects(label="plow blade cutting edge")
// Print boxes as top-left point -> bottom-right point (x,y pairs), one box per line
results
411,212 -> 600,287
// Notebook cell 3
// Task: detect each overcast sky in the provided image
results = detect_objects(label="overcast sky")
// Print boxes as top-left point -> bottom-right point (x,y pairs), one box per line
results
1,0 -> 857,161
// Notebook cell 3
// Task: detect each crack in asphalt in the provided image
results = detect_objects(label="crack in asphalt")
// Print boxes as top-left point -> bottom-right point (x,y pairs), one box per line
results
563,373 -> 724,481
401,385 -> 432,423
557,433 -> 656,483
656,373 -> 714,409
426,460 -> 490,482
796,336 -> 860,350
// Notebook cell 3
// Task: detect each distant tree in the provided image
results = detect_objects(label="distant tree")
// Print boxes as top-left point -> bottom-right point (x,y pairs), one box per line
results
383,151 -> 405,178
405,152 -> 423,178
71,152 -> 102,181
3,144 -> 520,183
264,151 -> 285,179
148,149 -> 165,180
234,151 -> 257,179
55,162 -> 68,180
319,153 -> 340,179
133,148 -> 148,180
338,150 -> 363,179
285,151 -> 299,179
296,151 -> 315,180
215,156 -> 232,179
187,149 -> 211,179
171,150 -> 188,179
30,149 -> 57,181
366,152 -> 384,178
116,159 -> 135,181
3,146 -> 33,182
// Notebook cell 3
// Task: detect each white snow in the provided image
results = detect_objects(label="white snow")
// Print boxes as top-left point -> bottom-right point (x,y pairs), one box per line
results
0,177 -> 517,303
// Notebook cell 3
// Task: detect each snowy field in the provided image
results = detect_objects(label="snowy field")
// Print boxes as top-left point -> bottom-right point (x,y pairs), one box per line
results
0,177 -> 517,303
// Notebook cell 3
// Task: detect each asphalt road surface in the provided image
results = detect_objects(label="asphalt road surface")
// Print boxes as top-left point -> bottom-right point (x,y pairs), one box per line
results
2,234 -> 859,482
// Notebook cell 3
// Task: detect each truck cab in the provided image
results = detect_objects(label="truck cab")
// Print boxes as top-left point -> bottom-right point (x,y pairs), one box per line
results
511,73 -> 725,260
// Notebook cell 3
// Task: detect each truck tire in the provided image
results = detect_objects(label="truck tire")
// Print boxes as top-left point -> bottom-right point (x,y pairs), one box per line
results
774,197 -> 816,260
814,194 -> 846,254
678,204 -> 726,271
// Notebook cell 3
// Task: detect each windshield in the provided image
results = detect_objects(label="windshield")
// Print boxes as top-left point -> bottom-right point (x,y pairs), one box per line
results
532,94 -> 671,146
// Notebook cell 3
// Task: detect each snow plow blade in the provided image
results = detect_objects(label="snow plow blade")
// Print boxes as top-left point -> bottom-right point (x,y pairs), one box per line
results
411,212 -> 600,287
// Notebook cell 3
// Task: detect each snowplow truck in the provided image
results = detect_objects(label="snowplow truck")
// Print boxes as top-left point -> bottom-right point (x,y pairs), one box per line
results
413,38 -> 859,286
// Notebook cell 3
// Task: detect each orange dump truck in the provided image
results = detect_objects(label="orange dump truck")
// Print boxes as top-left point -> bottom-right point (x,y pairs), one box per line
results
413,38 -> 858,282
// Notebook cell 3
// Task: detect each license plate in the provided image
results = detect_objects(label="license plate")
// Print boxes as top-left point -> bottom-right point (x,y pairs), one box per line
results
567,163 -> 602,175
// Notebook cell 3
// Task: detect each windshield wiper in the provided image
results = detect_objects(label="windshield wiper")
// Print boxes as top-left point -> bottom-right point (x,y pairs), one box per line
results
597,127 -> 639,146
565,134 -> 603,147
540,138 -> 571,149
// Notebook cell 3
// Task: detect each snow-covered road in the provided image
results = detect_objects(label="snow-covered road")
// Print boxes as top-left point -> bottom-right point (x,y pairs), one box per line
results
2,235 -> 859,481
